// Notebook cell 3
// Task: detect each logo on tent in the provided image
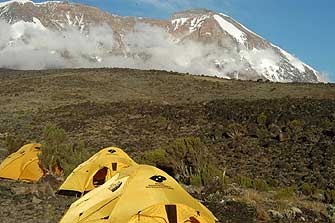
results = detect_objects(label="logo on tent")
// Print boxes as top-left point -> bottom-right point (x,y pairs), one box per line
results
146,177 -> 173,190
150,175 -> 167,183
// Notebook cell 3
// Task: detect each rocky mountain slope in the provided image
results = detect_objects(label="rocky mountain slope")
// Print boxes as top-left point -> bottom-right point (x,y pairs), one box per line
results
0,0 -> 320,82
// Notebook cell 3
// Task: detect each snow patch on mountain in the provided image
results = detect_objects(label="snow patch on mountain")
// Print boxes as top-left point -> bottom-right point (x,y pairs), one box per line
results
241,48 -> 281,81
270,43 -> 319,79
280,48 -> 306,72
223,14 -> 265,41
171,18 -> 188,31
62,12 -> 86,31
278,47 -> 318,76
213,14 -> 247,45
189,15 -> 209,32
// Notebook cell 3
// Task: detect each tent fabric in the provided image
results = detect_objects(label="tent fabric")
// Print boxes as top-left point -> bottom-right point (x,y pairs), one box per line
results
57,147 -> 137,197
60,165 -> 217,223
0,143 -> 44,182
127,203 -> 209,223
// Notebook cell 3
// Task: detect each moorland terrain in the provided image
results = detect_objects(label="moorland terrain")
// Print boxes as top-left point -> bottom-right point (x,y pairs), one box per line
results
0,68 -> 334,223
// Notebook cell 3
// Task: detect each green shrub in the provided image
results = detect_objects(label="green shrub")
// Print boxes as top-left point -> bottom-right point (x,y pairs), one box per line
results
201,163 -> 226,187
268,124 -> 281,138
156,116 -> 168,127
267,178 -> 279,188
4,134 -> 27,155
257,112 -> 267,125
141,137 -> 226,188
301,183 -> 317,196
190,175 -> 202,187
237,176 -> 271,192
256,128 -> 270,140
321,119 -> 333,130
210,128 -> 224,142
274,186 -> 297,200
163,137 -> 209,182
226,123 -> 247,139
238,176 -> 254,188
288,120 -> 305,134
39,123 -> 89,177
323,190 -> 335,204
286,120 -> 305,141
141,148 -> 167,166
254,179 -> 271,192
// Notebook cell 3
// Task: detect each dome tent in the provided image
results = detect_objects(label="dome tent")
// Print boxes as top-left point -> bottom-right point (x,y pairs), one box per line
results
0,143 -> 45,182
57,147 -> 137,197
60,165 -> 217,223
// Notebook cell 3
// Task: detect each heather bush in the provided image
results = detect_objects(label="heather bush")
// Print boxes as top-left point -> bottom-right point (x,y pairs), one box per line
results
39,123 -> 89,176
141,137 -> 226,188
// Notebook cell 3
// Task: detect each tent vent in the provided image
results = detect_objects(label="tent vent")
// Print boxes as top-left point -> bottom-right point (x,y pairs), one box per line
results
112,163 -> 117,171
110,181 -> 122,192
108,149 -> 116,153
165,205 -> 177,223
189,217 -> 200,223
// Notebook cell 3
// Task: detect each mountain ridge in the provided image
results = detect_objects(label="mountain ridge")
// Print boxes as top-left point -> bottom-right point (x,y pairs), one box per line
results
0,0 -> 320,82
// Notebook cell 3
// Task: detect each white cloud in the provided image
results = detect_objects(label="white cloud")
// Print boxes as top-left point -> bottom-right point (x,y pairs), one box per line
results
0,20 -> 280,80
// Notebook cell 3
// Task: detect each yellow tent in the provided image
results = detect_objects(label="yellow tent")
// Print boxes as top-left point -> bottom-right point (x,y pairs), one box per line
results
60,165 -> 217,223
57,147 -> 137,197
0,143 -> 45,182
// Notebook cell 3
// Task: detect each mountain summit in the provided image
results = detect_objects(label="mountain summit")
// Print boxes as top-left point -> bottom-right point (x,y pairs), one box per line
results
0,0 -> 320,82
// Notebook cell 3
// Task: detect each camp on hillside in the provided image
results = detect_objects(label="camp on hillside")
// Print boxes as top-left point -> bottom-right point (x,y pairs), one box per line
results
0,143 -> 45,182
57,147 -> 137,197
60,164 -> 217,223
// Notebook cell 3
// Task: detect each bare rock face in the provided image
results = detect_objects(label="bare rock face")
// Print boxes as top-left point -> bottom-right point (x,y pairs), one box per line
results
0,0 -> 320,82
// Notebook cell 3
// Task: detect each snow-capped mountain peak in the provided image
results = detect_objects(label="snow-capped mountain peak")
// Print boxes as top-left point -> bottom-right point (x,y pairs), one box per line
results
0,1 -> 320,82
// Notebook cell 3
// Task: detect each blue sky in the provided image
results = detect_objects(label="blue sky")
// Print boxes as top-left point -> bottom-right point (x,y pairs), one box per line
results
2,0 -> 334,81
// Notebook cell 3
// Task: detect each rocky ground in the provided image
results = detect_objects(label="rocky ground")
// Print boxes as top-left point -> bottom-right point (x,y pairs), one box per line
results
0,68 -> 334,222
0,179 -> 75,223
